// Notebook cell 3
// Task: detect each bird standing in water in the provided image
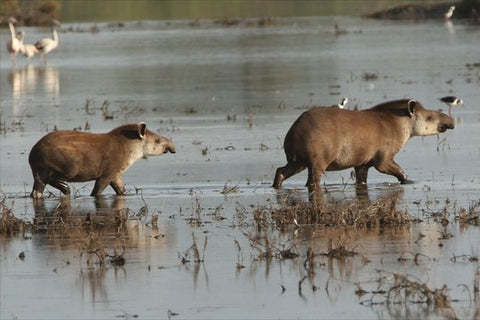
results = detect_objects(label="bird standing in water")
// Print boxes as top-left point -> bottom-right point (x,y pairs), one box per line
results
17,31 -> 39,61
444,6 -> 455,20
35,20 -> 60,63
439,96 -> 463,115
6,17 -> 21,64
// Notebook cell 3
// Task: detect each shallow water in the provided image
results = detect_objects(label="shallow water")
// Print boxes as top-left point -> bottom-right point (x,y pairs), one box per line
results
1,17 -> 479,319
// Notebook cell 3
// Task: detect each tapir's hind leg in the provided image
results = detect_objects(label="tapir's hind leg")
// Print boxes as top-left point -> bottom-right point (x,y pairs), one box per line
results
31,169 -> 71,198
272,161 -> 305,188
31,174 -> 46,198
47,177 -> 71,196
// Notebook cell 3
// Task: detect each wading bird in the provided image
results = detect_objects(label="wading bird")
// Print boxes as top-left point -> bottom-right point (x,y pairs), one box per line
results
439,96 -> 463,115
6,17 -> 21,64
35,20 -> 60,63
444,6 -> 455,20
17,31 -> 39,61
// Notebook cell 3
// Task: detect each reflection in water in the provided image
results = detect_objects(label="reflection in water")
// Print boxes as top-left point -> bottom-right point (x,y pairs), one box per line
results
33,196 -> 119,216
275,183 -> 404,206
9,64 -> 60,117
444,20 -> 455,35
30,196 -> 138,305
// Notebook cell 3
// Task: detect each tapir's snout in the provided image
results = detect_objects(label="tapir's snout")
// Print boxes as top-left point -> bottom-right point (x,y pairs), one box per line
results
165,141 -> 176,154
439,116 -> 455,132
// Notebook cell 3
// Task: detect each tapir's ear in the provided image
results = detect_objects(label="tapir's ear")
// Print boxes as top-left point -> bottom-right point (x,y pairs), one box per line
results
138,122 -> 147,139
407,99 -> 417,117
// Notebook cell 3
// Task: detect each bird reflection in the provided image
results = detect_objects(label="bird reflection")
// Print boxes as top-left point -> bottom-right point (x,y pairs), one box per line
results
444,20 -> 455,35
9,64 -> 60,116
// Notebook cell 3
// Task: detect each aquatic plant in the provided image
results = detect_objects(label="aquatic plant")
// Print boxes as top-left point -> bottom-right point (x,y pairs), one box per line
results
241,229 -> 299,261
253,193 -> 410,229
358,270 -> 457,319
77,232 -> 126,266
0,195 -> 29,236
179,232 -> 208,264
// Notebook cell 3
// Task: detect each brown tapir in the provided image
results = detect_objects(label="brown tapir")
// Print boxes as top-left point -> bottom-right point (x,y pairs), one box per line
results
273,99 -> 454,193
29,122 -> 176,198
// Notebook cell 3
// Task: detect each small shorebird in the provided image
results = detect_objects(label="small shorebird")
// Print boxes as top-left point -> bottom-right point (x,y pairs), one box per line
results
337,97 -> 349,109
444,6 -> 455,20
6,17 -> 21,64
35,20 -> 60,63
17,31 -> 39,61
439,96 -> 463,115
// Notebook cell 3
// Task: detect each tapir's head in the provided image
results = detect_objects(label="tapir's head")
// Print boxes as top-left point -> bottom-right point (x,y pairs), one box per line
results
139,123 -> 176,157
407,100 -> 455,136
114,123 -> 176,159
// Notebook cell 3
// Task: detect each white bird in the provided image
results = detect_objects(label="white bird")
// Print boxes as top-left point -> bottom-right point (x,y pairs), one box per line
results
35,20 -> 60,63
444,6 -> 455,20
439,96 -> 463,115
17,30 -> 39,61
6,17 -> 21,63
337,97 -> 349,109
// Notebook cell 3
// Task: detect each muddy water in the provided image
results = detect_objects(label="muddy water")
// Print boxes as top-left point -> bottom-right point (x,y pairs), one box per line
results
1,17 -> 479,319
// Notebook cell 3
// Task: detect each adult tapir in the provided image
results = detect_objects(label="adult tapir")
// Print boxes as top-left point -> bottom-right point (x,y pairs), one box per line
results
273,99 -> 454,192
29,122 -> 175,198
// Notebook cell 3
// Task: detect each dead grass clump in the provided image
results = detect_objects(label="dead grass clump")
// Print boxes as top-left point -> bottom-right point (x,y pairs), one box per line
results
179,232 -> 208,264
319,238 -> 357,258
359,271 -> 456,318
78,232 -> 126,266
457,201 -> 480,226
220,181 -> 239,195
242,230 -> 299,260
78,232 -> 107,265
269,196 -> 409,229
183,106 -> 197,114
0,197 -> 31,236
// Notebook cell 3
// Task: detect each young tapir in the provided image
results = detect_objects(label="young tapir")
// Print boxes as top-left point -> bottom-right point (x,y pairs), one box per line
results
273,99 -> 454,193
29,122 -> 176,198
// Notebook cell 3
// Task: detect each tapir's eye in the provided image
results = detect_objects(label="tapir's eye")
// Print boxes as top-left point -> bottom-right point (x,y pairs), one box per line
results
155,138 -> 161,144
426,115 -> 434,122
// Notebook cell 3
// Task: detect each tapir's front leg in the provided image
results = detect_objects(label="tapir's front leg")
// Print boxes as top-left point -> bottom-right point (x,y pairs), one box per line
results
110,176 -> 126,195
375,159 -> 410,184
354,165 -> 370,185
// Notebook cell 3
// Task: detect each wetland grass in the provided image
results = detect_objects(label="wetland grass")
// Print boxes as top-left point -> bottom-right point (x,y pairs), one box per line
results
77,232 -> 126,266
179,232 -> 208,264
242,229 -> 299,261
0,198 -> 29,236
358,271 -> 457,319
251,192 -> 409,229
